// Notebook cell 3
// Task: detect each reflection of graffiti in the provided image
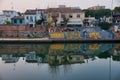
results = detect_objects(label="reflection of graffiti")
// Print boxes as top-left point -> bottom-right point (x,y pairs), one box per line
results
65,44 -> 81,50
89,44 -> 100,50
50,44 -> 64,50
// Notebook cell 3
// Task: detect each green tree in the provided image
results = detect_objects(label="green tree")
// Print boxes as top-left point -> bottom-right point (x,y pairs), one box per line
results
5,21 -> 11,25
83,9 -> 111,19
98,22 -> 112,30
36,18 -> 44,25
113,7 -> 120,13
52,16 -> 58,27
62,16 -> 69,27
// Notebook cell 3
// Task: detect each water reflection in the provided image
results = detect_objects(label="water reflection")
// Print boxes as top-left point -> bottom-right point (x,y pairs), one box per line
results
0,43 -> 120,80
0,43 -> 116,64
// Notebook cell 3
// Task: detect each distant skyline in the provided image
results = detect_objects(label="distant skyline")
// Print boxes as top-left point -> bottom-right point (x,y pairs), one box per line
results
0,0 -> 120,12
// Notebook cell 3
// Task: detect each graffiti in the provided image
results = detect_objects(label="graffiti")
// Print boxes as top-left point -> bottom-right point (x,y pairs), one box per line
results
49,32 -> 81,39
89,32 -> 101,39
65,32 -> 81,39
50,33 -> 64,39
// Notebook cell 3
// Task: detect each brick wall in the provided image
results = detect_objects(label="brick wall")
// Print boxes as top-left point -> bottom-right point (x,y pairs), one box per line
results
0,25 -> 47,38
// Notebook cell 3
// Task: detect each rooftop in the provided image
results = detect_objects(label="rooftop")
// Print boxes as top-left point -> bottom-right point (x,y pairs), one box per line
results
47,7 -> 82,13
24,9 -> 46,15
12,16 -> 24,20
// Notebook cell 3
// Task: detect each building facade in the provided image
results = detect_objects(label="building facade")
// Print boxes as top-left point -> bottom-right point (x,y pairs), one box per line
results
112,14 -> 120,25
24,9 -> 47,28
0,14 -> 6,24
3,10 -> 19,23
47,6 -> 85,27
11,16 -> 25,25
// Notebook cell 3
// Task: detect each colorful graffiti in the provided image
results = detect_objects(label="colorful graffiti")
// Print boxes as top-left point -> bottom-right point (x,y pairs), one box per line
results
49,32 -> 81,39
89,32 -> 101,39
65,32 -> 81,39
50,33 -> 64,39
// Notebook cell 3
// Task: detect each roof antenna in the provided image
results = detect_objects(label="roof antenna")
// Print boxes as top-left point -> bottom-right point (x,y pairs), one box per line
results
11,0 -> 14,10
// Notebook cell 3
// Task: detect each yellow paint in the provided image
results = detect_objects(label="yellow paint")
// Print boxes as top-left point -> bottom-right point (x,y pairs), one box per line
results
50,44 -> 64,50
50,33 -> 64,39
89,44 -> 100,50
89,32 -> 101,39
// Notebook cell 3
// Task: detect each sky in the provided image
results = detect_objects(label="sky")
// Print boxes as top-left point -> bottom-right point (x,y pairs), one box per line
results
0,0 -> 120,12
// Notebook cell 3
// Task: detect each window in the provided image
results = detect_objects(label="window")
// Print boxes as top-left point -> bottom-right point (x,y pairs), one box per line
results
30,24 -> 33,27
26,16 -> 29,20
14,19 -> 17,23
19,20 -> 22,24
77,14 -> 80,18
34,16 -> 36,20
69,15 -> 73,18
30,16 -> 33,22
61,14 -> 65,18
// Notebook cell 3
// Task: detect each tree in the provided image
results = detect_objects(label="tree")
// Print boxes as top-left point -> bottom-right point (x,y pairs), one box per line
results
52,16 -> 58,27
5,21 -> 11,25
62,16 -> 69,27
113,7 -> 120,13
98,22 -> 112,30
36,18 -> 44,25
83,9 -> 111,19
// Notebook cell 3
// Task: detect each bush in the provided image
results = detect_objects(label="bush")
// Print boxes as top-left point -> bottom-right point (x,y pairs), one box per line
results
5,21 -> 11,25
98,22 -> 112,30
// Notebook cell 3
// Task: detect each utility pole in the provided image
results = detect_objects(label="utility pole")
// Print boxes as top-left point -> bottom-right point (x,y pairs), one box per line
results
111,0 -> 113,24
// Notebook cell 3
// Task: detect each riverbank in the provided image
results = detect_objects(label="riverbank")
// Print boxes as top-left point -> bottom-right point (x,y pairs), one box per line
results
0,38 -> 120,43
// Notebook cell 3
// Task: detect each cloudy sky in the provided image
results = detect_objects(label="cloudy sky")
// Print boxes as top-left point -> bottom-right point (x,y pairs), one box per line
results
0,0 -> 120,12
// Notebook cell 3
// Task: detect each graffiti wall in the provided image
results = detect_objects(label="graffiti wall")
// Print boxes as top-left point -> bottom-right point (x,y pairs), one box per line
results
49,27 -> 114,39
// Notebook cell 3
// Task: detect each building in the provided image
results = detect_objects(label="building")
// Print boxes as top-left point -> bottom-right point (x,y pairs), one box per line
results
88,5 -> 105,10
24,9 -> 47,28
83,17 -> 96,26
47,6 -> 85,27
0,14 -> 6,24
3,10 -> 19,23
11,16 -> 25,25
112,14 -> 120,25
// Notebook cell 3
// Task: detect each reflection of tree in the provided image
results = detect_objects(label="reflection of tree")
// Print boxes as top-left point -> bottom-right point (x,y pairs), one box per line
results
98,51 -> 111,59
112,56 -> 120,61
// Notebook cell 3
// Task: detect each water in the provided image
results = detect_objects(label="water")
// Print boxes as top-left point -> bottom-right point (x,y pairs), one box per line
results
0,43 -> 120,80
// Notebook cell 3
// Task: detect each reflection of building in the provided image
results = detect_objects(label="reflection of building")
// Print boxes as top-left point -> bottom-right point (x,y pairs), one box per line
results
48,55 -> 85,66
26,51 -> 47,63
26,51 -> 38,63
2,54 -> 19,63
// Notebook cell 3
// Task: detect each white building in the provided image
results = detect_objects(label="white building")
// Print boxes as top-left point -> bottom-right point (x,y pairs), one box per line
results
24,9 -> 46,27
47,6 -> 85,27
0,14 -> 6,24
3,10 -> 19,22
